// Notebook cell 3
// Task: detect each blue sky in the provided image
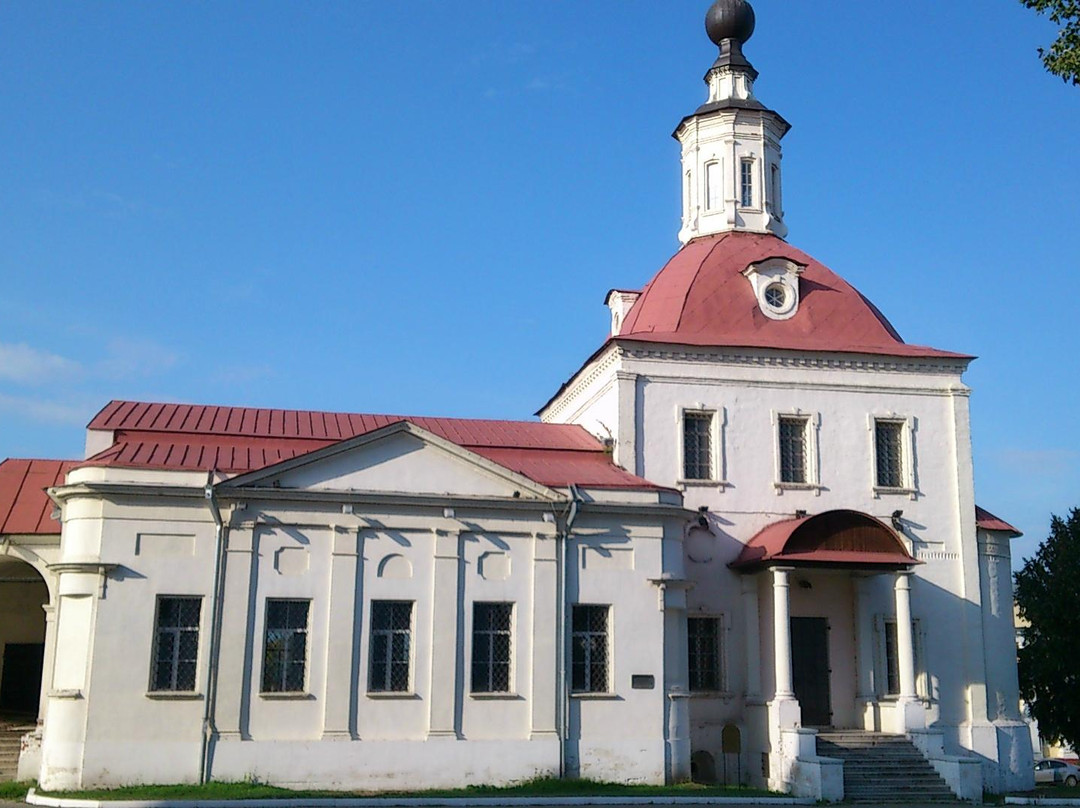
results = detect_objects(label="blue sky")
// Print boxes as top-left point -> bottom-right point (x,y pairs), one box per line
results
1,1 -> 1077,568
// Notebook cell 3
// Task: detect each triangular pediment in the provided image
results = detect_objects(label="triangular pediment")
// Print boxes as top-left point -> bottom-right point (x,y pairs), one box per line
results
218,421 -> 559,501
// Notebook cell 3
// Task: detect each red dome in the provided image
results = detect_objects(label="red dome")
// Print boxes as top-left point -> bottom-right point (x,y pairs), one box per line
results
618,232 -> 968,359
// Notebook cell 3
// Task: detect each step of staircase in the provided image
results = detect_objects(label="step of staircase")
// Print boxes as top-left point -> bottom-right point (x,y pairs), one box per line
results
816,730 -> 958,803
0,720 -> 34,782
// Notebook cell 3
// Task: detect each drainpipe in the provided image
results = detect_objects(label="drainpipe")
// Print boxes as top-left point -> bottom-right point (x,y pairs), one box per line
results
199,475 -> 227,784
556,484 -> 584,779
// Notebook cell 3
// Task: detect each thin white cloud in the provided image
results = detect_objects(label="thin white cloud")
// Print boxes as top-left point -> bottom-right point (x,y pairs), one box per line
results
96,338 -> 181,380
0,392 -> 91,426
0,342 -> 81,386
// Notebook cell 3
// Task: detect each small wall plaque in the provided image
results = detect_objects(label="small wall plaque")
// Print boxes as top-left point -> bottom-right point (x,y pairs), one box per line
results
631,675 -> 655,690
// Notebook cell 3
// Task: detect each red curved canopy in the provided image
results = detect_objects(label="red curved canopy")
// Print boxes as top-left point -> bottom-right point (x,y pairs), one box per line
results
731,510 -> 919,571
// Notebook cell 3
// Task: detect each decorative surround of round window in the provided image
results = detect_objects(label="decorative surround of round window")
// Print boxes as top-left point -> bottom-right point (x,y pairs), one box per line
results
742,258 -> 805,321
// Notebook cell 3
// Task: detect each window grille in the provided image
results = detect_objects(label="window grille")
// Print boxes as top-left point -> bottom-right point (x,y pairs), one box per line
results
875,421 -> 905,488
571,604 -> 609,693
262,599 -> 309,693
472,602 -> 513,693
740,160 -> 754,208
778,416 -> 809,483
688,616 -> 722,692
369,600 -> 412,692
151,596 -> 201,692
683,412 -> 714,480
884,619 -> 923,697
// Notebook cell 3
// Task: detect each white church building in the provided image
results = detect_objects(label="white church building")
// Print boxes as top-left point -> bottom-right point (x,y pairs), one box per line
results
0,0 -> 1034,800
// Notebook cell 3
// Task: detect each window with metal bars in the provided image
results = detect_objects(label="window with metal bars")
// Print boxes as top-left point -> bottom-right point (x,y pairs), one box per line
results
740,159 -> 754,208
778,416 -> 809,483
571,604 -> 609,693
150,596 -> 201,692
369,600 -> 412,692
471,602 -> 513,693
687,616 -> 722,692
683,411 -> 714,480
875,421 -> 905,488
261,599 -> 309,693
883,619 -> 922,697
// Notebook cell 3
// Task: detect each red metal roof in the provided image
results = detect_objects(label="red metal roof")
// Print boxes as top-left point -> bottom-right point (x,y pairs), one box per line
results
0,459 -> 76,535
616,232 -> 971,360
976,505 -> 1022,537
84,401 -> 662,490
731,510 -> 919,570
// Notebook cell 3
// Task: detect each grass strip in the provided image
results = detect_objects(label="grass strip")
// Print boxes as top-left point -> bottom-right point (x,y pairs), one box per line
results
38,777 -> 780,801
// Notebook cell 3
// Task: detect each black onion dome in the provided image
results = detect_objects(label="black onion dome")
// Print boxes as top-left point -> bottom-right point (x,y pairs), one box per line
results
705,0 -> 756,46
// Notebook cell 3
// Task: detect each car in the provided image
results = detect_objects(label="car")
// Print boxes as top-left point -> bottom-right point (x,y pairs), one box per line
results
1035,759 -> 1080,786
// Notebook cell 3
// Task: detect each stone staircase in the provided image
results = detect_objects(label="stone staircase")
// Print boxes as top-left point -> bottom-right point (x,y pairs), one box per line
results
816,730 -> 958,803
0,718 -> 34,781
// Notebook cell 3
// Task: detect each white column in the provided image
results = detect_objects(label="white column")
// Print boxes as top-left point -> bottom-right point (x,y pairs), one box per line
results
742,575 -> 762,700
427,529 -> 462,739
772,567 -> 794,698
893,572 -> 917,702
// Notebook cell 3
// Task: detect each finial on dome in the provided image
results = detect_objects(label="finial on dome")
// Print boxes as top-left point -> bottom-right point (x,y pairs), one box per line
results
704,0 -> 758,77
705,0 -> 756,48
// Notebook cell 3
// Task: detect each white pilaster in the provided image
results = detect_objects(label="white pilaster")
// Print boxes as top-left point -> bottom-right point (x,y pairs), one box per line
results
854,576 -> 877,729
427,529 -> 462,739
321,527 -> 359,740
529,532 -> 559,740
213,526 -> 256,741
742,574 -> 762,700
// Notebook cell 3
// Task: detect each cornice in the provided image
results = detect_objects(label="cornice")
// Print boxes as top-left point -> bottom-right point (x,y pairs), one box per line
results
541,344 -> 622,421
619,345 -> 970,378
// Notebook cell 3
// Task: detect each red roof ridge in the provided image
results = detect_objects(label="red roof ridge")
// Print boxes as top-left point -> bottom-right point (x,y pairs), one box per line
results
975,505 -> 1022,537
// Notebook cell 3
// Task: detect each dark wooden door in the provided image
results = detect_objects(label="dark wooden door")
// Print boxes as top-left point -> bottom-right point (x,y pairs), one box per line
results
0,643 -> 45,715
791,617 -> 831,727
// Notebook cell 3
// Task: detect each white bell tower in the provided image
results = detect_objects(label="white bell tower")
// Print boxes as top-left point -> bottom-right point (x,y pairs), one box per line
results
676,0 -> 791,244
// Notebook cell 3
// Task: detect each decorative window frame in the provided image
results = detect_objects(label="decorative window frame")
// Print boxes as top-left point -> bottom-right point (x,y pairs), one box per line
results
868,413 -> 918,499
687,611 -> 732,699
772,409 -> 822,493
676,405 -> 729,489
704,160 -> 724,213
873,614 -> 930,703
739,155 -> 759,211
742,258 -> 805,321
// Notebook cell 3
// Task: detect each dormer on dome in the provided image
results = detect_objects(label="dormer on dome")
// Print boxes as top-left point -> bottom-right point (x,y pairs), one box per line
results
676,0 -> 791,244
742,257 -> 804,321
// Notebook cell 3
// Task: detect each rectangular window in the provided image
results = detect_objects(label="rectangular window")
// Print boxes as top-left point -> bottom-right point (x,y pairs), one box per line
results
740,159 -> 754,208
884,619 -> 922,697
687,616 -> 722,692
571,604 -> 609,693
369,600 -> 413,692
472,602 -> 513,693
875,420 -> 905,488
771,164 -> 780,213
778,416 -> 809,484
150,596 -> 201,692
683,411 -> 714,480
705,162 -> 722,211
262,599 -> 310,693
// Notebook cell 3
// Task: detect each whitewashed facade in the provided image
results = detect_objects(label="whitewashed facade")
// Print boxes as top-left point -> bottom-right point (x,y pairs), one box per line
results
0,0 -> 1034,800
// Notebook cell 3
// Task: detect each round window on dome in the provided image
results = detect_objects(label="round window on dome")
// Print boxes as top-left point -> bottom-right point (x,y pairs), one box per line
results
764,283 -> 787,310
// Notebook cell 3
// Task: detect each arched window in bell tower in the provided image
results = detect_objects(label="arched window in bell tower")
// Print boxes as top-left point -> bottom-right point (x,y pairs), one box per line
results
705,161 -> 722,212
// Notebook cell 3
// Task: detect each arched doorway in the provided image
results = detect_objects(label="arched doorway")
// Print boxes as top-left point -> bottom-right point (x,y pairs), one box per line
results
0,556 -> 49,719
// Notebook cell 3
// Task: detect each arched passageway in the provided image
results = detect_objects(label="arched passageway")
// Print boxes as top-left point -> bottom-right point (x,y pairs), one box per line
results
0,557 -> 49,719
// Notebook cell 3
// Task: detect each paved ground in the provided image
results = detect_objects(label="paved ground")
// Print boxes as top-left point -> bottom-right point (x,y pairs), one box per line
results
0,802 -> 986,808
